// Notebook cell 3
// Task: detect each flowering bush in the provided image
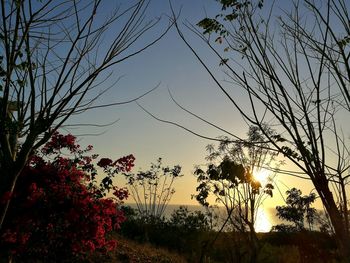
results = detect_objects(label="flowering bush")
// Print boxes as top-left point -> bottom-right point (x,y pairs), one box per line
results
0,132 -> 134,262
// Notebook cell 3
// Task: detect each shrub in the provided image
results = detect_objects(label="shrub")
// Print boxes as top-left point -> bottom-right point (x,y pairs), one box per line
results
0,132 -> 134,262
120,205 -> 213,259
124,158 -> 182,219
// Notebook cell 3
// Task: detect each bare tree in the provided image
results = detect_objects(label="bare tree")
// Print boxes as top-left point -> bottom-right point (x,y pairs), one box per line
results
0,0 -> 171,230
169,0 -> 350,259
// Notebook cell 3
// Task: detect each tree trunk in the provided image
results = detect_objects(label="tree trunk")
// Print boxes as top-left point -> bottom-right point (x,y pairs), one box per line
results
0,164 -> 23,230
247,222 -> 259,263
318,183 -> 350,261
0,131 -> 35,230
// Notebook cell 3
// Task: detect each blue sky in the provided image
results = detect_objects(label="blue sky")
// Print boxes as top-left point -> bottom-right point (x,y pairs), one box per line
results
68,0 -> 322,207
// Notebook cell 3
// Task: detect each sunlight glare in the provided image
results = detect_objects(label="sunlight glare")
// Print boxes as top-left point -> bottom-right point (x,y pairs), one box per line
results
253,168 -> 270,186
254,208 -> 272,233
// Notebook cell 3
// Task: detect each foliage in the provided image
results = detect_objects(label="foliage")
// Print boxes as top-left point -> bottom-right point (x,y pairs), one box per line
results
273,188 -> 317,232
120,205 -> 213,260
193,126 -> 278,262
169,206 -> 212,232
197,0 -> 263,36
119,206 -> 338,262
124,158 -> 182,219
194,126 -> 276,230
175,0 -> 350,258
0,132 -> 134,262
0,0 -> 168,231
262,231 -> 337,262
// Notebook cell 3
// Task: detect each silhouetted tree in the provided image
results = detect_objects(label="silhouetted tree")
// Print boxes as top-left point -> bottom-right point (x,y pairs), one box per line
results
0,0 -> 170,230
124,158 -> 182,219
170,0 -> 350,258
194,126 -> 276,262
274,188 -> 317,232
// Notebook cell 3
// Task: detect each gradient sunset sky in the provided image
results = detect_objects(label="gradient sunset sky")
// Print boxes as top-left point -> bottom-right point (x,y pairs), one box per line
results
68,0 -> 323,208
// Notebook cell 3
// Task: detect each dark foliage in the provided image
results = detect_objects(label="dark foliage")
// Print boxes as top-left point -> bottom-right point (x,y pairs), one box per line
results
273,188 -> 317,231
120,205 -> 212,261
0,133 -> 133,262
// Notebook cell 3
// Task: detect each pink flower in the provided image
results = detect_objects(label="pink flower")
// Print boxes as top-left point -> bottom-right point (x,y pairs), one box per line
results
2,230 -> 17,243
84,240 -> 95,252
1,131 -> 128,260
113,187 -> 129,201
97,158 -> 113,168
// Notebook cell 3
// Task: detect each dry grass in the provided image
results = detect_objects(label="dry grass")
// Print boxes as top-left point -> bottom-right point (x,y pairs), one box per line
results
94,235 -> 188,263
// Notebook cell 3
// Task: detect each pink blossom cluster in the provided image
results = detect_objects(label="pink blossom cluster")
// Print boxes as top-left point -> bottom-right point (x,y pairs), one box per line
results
0,132 -> 134,261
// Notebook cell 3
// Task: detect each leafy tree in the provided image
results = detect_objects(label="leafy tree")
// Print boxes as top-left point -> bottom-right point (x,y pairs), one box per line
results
0,0 -> 170,229
120,205 -> 213,260
124,158 -> 182,219
273,188 -> 317,232
167,206 -> 213,258
170,0 -> 350,258
169,206 -> 211,232
0,132 -> 134,262
194,126 -> 276,262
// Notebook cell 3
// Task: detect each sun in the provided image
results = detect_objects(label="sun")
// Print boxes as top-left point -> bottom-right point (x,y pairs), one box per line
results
254,208 -> 272,232
253,168 -> 270,185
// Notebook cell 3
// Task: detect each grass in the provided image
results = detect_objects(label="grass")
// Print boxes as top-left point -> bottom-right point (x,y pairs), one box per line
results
100,231 -> 338,263
92,235 -> 187,263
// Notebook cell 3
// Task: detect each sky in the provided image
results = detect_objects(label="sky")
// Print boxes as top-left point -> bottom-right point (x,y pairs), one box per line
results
67,0 -> 329,209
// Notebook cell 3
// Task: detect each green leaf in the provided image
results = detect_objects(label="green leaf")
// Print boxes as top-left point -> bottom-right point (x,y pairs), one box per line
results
197,18 -> 224,35
225,13 -> 238,21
